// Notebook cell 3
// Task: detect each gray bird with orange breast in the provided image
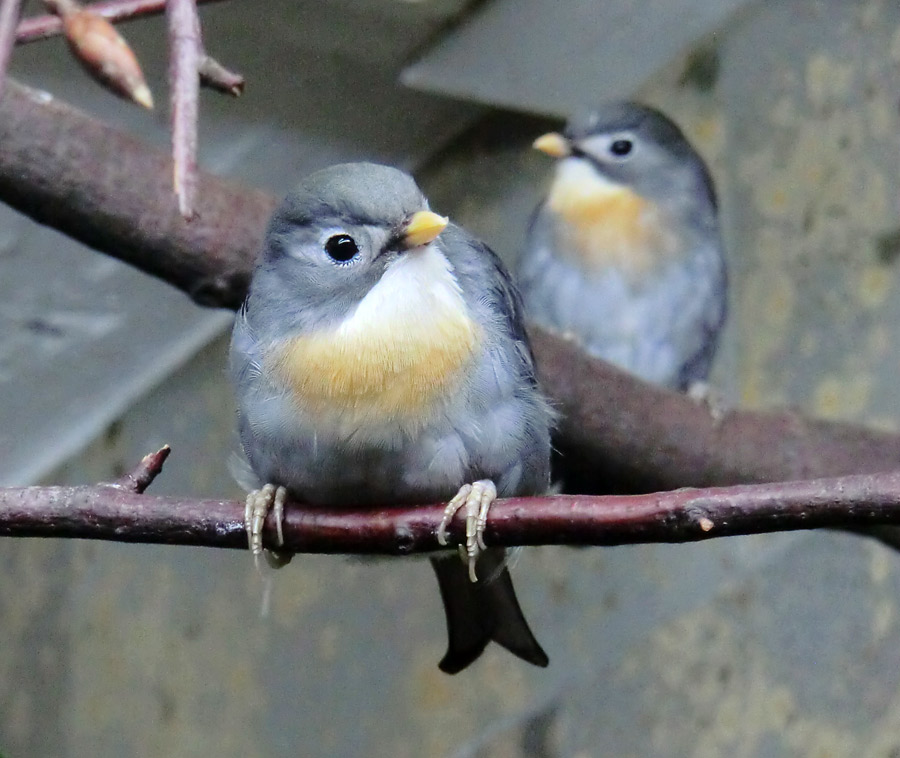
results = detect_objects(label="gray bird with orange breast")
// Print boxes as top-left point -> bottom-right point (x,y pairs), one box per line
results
230,162 -> 553,673
518,102 -> 727,391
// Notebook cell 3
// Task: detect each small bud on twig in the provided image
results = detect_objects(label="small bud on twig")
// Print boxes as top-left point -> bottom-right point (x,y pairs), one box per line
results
46,0 -> 153,108
199,54 -> 243,97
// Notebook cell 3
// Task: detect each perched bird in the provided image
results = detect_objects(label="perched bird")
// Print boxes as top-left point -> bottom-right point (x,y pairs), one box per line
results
230,162 -> 553,674
517,102 -> 727,392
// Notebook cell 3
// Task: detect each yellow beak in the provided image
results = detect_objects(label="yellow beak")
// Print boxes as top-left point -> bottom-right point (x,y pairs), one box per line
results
401,210 -> 449,249
533,132 -> 572,158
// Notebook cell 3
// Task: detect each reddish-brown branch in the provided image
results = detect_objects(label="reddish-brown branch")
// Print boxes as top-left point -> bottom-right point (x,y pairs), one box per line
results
532,330 -> 900,494
3,451 -> 900,552
0,79 -> 274,308
16,0 -> 228,43
2,79 -> 900,495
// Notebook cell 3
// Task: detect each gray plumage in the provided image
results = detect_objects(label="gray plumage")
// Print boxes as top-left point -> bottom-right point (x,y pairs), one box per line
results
231,162 -> 552,673
518,102 -> 727,391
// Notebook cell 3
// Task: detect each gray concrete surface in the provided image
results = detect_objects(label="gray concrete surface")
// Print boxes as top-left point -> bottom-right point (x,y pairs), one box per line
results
402,0 -> 754,117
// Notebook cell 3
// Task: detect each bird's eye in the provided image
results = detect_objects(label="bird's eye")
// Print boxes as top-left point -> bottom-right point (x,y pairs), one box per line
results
324,234 -> 359,263
610,139 -> 633,157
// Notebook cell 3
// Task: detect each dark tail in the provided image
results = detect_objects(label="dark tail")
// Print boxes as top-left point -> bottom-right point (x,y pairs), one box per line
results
430,549 -> 548,674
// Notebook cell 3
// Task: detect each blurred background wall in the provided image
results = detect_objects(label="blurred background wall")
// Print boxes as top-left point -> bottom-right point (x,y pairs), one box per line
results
2,0 -> 900,755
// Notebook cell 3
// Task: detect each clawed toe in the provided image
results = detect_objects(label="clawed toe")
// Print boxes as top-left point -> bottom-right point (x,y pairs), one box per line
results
436,480 -> 497,582
244,483 -> 288,569
687,380 -> 727,424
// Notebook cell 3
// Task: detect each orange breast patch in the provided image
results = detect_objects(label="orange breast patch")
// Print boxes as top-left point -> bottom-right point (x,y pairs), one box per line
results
267,304 -> 481,434
547,172 -> 678,276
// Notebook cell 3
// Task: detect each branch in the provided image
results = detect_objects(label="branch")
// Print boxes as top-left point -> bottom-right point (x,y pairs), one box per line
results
197,53 -> 243,96
4,450 -> 900,551
15,0 -> 228,44
532,330 -> 900,493
166,0 -> 200,218
18,0 -> 241,100
108,444 -> 170,492
0,79 -> 274,307
2,79 -> 900,494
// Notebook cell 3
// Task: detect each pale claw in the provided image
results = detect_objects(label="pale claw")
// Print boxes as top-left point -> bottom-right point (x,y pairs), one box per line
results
436,479 -> 498,582
687,380 -> 727,424
272,486 -> 286,547
437,484 -> 471,547
244,483 -> 288,570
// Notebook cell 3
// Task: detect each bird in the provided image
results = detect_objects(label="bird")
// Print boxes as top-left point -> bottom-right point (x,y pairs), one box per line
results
517,102 -> 727,392
230,162 -> 553,674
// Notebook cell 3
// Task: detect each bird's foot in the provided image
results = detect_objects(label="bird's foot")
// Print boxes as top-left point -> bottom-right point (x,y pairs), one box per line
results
244,484 -> 291,570
686,380 -> 727,425
436,479 -> 497,583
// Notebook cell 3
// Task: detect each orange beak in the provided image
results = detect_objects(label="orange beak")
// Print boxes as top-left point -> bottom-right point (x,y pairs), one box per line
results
401,210 -> 449,249
533,132 -> 572,158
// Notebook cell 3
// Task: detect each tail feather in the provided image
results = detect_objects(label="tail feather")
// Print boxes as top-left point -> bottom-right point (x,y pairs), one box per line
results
430,549 -> 548,674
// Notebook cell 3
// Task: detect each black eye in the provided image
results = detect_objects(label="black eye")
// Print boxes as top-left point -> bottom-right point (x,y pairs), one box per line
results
610,139 -> 633,157
324,234 -> 359,263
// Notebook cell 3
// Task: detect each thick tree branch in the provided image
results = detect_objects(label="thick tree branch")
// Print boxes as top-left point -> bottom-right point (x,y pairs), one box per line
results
0,79 -> 273,307
534,330 -> 900,493
2,79 -> 900,496
3,450 -> 900,551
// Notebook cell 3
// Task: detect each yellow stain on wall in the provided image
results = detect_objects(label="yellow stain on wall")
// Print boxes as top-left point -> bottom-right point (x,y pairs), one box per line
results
740,265 -> 795,409
806,54 -> 854,110
858,265 -> 892,308
867,326 -> 890,358
890,26 -> 900,62
813,374 -> 872,420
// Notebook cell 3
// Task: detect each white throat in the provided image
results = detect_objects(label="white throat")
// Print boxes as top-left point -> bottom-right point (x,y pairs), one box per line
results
340,243 -> 469,335
269,242 -> 481,437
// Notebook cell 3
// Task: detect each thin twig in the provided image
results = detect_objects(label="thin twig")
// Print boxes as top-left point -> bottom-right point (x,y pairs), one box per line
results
0,0 -> 24,102
19,0 -> 243,99
41,0 -> 78,14
3,451 -> 900,552
167,0 -> 200,218
109,445 -> 171,492
16,0 -> 228,44
199,53 -> 242,96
